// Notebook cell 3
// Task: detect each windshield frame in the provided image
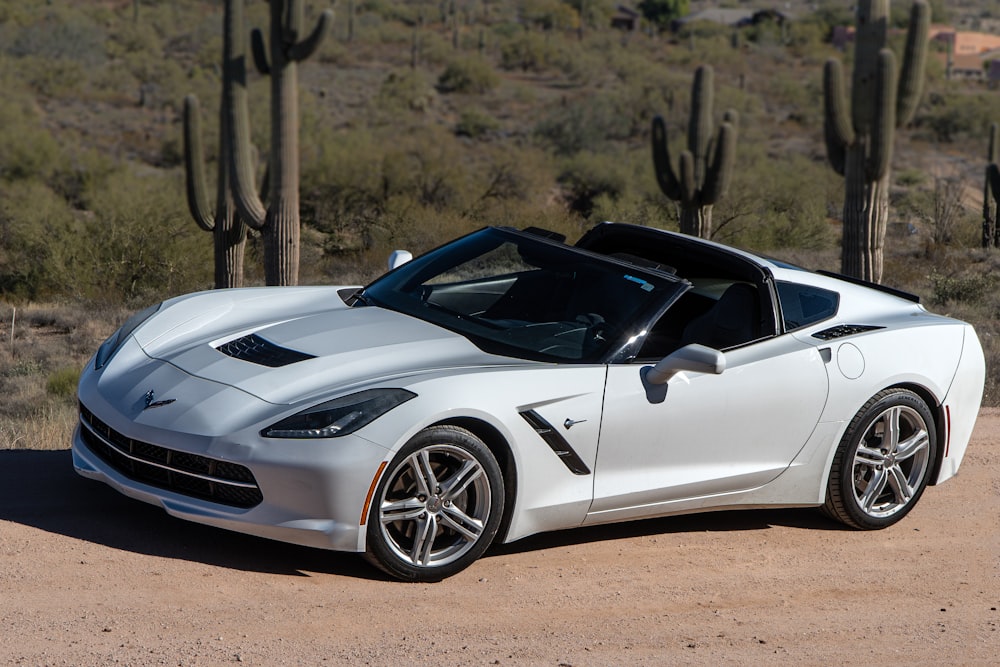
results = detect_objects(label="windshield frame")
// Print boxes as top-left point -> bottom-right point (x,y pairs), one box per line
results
361,227 -> 690,364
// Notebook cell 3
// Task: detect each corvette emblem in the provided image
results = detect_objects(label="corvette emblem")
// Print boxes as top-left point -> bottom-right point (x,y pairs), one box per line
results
143,390 -> 176,410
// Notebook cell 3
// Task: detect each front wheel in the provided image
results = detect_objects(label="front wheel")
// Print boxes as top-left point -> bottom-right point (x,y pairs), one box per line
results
365,425 -> 504,581
824,389 -> 936,529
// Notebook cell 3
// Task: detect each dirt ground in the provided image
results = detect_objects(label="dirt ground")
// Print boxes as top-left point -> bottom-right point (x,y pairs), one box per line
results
1,412 -> 998,666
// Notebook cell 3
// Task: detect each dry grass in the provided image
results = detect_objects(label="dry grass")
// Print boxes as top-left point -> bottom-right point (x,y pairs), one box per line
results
0,301 -> 122,450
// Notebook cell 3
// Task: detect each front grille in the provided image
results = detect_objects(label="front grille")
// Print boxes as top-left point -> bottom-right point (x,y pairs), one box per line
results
216,333 -> 315,367
78,403 -> 263,509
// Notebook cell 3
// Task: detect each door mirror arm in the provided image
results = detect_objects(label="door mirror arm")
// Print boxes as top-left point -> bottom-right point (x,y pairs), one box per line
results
645,344 -> 726,385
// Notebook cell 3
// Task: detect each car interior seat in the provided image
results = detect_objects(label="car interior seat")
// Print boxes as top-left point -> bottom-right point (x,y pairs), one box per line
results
681,282 -> 760,350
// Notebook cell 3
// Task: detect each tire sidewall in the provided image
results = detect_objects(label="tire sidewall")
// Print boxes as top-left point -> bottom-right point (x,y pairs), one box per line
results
833,390 -> 937,529
365,425 -> 504,582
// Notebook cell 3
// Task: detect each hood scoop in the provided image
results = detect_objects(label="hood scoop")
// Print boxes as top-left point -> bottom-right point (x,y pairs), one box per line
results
216,333 -> 316,367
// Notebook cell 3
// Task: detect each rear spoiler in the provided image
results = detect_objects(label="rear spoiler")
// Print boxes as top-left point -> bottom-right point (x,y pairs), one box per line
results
816,270 -> 920,303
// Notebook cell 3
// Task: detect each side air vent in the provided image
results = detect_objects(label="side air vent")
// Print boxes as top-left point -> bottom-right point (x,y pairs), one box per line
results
519,410 -> 591,475
812,324 -> 884,341
216,333 -> 316,367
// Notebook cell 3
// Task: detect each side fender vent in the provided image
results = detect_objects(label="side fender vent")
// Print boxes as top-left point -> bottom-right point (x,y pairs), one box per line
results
812,324 -> 884,341
519,410 -> 591,475
216,334 -> 316,367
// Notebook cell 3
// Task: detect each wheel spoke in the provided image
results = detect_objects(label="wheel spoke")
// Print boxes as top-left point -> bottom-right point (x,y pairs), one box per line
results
895,429 -> 929,461
858,467 -> 888,513
885,464 -> 914,505
855,444 -> 886,468
884,407 -> 902,452
439,459 -> 484,502
379,497 -> 425,523
410,513 -> 438,566
440,503 -> 485,542
408,449 -> 438,497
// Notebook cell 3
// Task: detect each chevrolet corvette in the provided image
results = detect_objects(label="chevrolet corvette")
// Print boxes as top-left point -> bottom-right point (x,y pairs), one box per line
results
73,222 -> 985,581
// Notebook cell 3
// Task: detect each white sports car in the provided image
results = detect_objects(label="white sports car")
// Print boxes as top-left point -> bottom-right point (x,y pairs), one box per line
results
74,222 -> 985,581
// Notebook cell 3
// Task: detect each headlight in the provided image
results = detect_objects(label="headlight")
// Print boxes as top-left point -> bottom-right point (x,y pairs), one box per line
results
94,302 -> 162,370
261,388 -> 416,439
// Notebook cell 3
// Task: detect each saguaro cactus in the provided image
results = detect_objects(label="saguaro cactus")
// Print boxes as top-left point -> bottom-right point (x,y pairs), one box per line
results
230,0 -> 332,286
984,123 -> 999,248
651,65 -> 738,239
183,0 -> 248,289
823,0 -> 929,283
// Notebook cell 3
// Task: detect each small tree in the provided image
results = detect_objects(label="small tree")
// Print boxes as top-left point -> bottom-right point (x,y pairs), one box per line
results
638,0 -> 690,32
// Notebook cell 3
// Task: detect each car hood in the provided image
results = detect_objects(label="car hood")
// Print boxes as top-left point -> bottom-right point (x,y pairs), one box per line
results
132,287 -> 526,405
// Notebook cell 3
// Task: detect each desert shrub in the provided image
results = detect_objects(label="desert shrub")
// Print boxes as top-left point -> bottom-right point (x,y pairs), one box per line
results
0,181 -> 80,300
455,107 -> 501,138
76,169 -> 212,304
929,271 -> 997,305
557,151 -> 630,218
437,57 -> 499,94
0,88 -> 61,182
914,88 -> 998,143
45,367 -> 80,398
499,31 -> 551,72
534,93 -> 633,155
376,68 -> 437,113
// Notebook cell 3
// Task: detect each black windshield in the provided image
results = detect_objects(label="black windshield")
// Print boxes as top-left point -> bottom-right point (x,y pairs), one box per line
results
363,228 -> 688,363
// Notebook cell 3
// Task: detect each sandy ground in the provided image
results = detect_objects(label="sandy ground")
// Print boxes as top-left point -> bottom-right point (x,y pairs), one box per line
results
1,412 -> 998,666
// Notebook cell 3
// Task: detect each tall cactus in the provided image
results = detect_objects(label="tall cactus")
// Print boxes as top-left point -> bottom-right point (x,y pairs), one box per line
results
230,0 -> 332,286
183,0 -> 248,289
651,65 -> 738,239
984,122 -> 999,248
823,0 -> 929,283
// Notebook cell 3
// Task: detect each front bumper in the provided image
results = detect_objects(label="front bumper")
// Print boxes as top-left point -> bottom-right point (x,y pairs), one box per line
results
72,405 -> 392,554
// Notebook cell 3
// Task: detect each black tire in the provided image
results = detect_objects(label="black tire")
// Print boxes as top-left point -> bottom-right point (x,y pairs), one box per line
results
824,389 -> 936,530
365,425 -> 504,582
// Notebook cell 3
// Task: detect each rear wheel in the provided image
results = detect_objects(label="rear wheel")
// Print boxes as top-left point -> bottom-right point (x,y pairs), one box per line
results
824,389 -> 936,529
365,425 -> 504,582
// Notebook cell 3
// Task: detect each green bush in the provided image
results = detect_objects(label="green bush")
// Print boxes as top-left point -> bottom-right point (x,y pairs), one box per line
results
437,57 -> 499,94
46,368 -> 80,398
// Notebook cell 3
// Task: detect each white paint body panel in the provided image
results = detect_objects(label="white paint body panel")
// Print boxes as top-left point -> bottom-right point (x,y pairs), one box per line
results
73,227 -> 986,558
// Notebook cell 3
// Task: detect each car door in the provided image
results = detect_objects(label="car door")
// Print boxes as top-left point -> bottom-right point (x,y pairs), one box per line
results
587,306 -> 829,524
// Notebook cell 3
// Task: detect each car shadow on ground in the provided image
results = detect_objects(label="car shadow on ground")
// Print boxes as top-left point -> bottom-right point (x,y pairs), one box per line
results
0,449 -> 382,580
1,449 -> 846,580
489,505 -> 846,559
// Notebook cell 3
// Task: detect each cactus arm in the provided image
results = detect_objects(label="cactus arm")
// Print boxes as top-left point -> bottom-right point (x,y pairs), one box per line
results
822,59 -> 853,177
678,151 -> 698,205
896,0 -> 930,126
288,9 -> 332,62
227,33 -> 268,232
702,120 -> 736,206
651,116 -> 681,200
867,49 -> 897,181
688,65 -> 714,187
183,95 -> 216,232
251,28 -> 271,75
989,122 -> 998,164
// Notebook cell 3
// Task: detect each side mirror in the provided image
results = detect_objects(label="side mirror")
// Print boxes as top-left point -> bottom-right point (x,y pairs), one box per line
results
388,250 -> 413,270
645,344 -> 726,385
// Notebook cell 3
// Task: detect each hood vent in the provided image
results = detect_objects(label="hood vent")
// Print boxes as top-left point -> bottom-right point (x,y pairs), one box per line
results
216,333 -> 316,367
812,324 -> 884,341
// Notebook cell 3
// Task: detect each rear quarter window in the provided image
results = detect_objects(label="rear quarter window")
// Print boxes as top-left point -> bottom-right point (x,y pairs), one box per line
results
776,282 -> 839,332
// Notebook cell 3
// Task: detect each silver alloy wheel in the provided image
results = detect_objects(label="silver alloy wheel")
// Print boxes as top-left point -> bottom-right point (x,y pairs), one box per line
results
850,404 -> 931,519
377,443 -> 493,569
